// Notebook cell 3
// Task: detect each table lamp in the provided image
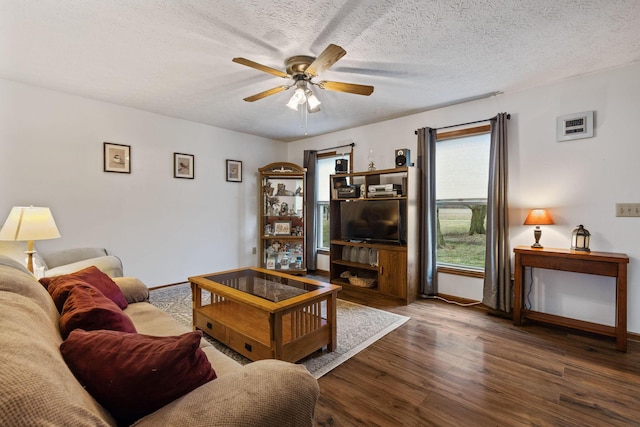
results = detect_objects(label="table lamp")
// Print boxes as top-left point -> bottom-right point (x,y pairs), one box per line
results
523,208 -> 554,248
0,206 -> 61,273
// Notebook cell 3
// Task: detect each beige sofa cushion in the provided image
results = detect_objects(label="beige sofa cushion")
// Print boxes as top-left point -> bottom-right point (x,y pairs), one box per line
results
113,276 -> 150,303
41,247 -> 109,269
0,292 -> 116,426
0,256 -> 59,324
133,359 -> 320,427
44,255 -> 123,278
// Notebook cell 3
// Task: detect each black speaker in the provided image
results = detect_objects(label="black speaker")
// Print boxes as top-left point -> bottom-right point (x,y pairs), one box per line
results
395,148 -> 411,167
335,159 -> 348,173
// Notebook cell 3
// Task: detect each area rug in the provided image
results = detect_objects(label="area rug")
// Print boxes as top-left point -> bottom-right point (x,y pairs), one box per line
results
149,283 -> 409,378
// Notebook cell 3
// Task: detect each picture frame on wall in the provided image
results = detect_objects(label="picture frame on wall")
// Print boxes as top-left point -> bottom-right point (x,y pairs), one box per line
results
273,220 -> 292,236
104,142 -> 131,173
174,153 -> 194,179
226,159 -> 242,182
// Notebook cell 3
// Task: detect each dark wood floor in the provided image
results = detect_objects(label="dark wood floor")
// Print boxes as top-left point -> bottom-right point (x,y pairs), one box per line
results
313,296 -> 640,426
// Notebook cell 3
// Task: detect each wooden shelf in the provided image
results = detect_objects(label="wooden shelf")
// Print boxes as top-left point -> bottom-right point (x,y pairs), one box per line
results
261,236 -> 304,240
331,259 -> 378,271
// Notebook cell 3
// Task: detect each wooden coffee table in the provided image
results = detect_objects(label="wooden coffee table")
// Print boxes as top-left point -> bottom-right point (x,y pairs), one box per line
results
188,267 -> 341,363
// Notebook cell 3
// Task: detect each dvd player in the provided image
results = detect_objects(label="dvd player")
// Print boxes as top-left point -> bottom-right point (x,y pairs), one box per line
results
368,184 -> 402,192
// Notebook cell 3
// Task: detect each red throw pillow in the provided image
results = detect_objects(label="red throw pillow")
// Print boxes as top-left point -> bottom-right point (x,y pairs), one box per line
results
60,329 -> 217,425
59,284 -> 136,339
40,265 -> 128,310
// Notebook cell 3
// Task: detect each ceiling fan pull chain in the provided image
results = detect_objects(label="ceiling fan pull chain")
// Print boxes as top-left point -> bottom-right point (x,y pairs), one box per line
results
301,105 -> 309,135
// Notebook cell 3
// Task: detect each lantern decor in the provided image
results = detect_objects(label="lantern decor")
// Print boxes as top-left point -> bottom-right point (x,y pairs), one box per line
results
570,224 -> 591,252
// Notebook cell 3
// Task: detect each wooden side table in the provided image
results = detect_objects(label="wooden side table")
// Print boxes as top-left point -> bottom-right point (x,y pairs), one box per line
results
513,246 -> 629,351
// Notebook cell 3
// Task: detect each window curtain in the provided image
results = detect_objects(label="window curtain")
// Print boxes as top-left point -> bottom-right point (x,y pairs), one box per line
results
417,127 -> 438,296
303,150 -> 318,271
482,113 -> 511,311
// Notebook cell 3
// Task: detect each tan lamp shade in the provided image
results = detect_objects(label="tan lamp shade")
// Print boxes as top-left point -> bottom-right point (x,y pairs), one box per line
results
0,206 -> 61,272
523,208 -> 553,248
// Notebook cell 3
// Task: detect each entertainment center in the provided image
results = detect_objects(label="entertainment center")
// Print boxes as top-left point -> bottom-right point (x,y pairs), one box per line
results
329,166 -> 418,305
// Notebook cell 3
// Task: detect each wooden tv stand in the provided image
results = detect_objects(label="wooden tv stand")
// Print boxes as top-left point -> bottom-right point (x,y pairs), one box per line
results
328,167 -> 418,305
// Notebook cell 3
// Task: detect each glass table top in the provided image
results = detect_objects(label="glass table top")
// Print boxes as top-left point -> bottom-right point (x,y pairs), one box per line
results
204,269 -> 321,303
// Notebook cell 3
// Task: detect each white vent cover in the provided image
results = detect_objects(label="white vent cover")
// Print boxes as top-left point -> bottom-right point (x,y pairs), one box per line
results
557,111 -> 594,141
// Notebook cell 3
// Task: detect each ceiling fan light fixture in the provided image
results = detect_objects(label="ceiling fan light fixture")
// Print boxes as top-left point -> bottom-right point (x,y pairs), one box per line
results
286,87 -> 306,110
306,89 -> 321,111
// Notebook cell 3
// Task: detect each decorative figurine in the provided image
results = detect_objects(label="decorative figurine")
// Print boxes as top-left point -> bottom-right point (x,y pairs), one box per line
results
263,180 -> 274,196
276,183 -> 295,196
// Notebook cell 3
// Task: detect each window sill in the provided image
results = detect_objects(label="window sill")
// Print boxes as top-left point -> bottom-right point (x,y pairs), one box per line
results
437,265 -> 484,279
317,249 -> 330,256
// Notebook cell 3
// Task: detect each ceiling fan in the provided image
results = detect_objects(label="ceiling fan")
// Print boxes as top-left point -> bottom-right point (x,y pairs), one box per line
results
232,44 -> 374,113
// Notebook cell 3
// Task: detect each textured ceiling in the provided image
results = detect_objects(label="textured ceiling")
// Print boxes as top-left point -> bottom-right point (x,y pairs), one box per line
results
2,1 -> 639,142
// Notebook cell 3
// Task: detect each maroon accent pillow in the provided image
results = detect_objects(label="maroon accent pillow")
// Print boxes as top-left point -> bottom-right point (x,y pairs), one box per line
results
59,285 -> 136,339
40,266 -> 128,310
60,329 -> 217,425
47,280 -> 97,313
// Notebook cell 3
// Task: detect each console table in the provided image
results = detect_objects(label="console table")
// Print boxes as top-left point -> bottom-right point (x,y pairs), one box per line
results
513,246 -> 629,351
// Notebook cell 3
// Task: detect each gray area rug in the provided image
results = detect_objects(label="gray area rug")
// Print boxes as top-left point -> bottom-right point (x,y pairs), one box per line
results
149,283 -> 409,378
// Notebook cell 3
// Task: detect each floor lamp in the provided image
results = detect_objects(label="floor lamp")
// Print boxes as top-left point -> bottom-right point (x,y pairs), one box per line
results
0,206 -> 61,273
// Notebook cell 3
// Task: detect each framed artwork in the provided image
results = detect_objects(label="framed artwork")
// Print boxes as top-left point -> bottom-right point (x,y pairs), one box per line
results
103,142 -> 131,173
226,159 -> 242,182
174,153 -> 194,179
266,256 -> 276,270
273,220 -> 292,236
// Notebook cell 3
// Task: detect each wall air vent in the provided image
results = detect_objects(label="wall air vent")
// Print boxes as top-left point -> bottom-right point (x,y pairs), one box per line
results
557,111 -> 594,141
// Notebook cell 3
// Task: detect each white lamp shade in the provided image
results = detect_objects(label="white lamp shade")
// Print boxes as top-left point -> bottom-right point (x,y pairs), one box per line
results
0,206 -> 61,242
286,87 -> 306,110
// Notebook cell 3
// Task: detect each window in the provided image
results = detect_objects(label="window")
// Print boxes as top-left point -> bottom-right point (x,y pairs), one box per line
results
436,126 -> 490,271
316,153 -> 350,251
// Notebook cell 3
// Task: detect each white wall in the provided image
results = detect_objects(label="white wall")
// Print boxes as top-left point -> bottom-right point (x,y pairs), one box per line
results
288,62 -> 640,333
0,79 -> 286,286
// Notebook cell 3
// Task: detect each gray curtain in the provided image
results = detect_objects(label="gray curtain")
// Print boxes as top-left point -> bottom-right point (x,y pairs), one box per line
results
303,150 -> 318,271
417,127 -> 438,296
482,113 -> 511,311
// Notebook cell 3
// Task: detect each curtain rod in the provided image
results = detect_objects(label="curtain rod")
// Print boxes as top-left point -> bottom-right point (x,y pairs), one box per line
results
414,113 -> 510,134
317,142 -> 355,152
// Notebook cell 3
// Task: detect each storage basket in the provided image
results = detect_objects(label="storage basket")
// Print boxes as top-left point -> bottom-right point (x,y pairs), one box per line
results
347,275 -> 376,288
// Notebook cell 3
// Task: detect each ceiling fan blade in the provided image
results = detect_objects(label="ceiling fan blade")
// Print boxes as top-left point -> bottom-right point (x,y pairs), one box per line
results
243,85 -> 290,102
305,44 -> 347,77
232,57 -> 289,79
317,81 -> 374,96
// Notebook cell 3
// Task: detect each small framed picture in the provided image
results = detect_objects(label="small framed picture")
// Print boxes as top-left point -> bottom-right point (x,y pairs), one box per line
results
266,256 -> 276,270
104,142 -> 130,173
174,153 -> 194,179
273,220 -> 292,236
226,159 -> 242,182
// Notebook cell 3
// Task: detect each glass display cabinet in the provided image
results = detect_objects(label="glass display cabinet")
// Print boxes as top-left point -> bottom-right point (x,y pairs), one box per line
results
258,162 -> 306,275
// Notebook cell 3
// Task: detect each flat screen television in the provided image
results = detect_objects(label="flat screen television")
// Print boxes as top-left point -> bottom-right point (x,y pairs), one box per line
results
340,199 -> 406,244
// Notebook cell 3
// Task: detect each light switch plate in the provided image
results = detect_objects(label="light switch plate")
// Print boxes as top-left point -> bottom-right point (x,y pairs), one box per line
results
616,203 -> 640,217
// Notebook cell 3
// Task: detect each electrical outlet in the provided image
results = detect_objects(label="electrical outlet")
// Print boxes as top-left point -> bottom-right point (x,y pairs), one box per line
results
252,247 -> 257,254
616,203 -> 640,217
